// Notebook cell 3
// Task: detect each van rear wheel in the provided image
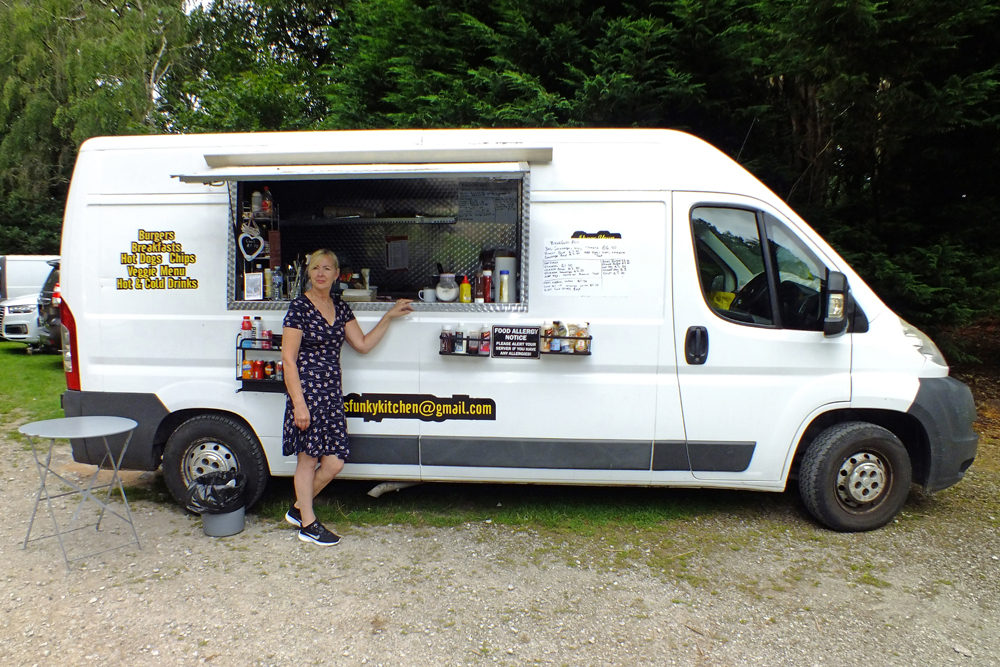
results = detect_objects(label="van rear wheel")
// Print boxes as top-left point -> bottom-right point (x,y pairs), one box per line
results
163,414 -> 269,510
799,422 -> 912,532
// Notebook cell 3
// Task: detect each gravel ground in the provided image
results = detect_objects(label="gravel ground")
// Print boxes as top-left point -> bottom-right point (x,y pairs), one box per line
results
2,423 -> 999,667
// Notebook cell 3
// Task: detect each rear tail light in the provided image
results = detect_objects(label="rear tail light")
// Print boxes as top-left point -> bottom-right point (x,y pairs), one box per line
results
60,299 -> 80,391
52,282 -> 61,307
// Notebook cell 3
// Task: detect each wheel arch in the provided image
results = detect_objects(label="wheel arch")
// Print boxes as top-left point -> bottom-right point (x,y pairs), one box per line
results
790,408 -> 930,487
154,407 -> 263,465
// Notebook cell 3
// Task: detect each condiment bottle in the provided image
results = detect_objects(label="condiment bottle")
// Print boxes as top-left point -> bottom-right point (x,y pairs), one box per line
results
541,321 -> 553,352
468,328 -> 480,354
261,186 -> 273,215
498,270 -> 511,303
479,325 -> 491,356
482,270 -> 492,303
459,276 -> 472,303
440,325 -> 453,354
474,271 -> 485,303
453,326 -> 466,353
241,316 -> 253,348
550,320 -> 563,352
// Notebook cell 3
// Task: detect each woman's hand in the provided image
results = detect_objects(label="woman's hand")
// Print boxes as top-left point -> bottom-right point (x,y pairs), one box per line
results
293,402 -> 311,431
386,298 -> 414,319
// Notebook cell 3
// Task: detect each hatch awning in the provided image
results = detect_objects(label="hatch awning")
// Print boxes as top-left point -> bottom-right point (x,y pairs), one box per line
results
175,161 -> 531,184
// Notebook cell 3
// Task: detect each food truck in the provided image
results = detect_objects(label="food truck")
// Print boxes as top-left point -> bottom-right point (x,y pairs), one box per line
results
57,128 -> 977,531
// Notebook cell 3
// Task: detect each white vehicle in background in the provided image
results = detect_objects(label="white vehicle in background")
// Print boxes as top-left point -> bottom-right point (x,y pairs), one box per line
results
0,255 -> 58,301
0,293 -> 42,351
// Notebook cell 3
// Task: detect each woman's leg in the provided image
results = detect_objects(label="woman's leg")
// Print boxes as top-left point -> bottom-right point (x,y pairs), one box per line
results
312,455 -> 344,497
293,455 -> 344,524
294,452 -> 320,526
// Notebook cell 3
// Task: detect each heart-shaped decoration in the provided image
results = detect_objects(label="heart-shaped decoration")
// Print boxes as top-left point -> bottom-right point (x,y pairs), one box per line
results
239,233 -> 263,262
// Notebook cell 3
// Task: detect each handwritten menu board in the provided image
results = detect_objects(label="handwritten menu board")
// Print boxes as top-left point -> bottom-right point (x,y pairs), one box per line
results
458,182 -> 519,224
543,237 -> 630,296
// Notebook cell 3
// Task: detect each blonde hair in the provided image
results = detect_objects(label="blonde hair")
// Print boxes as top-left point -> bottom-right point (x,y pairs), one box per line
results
306,249 -> 339,276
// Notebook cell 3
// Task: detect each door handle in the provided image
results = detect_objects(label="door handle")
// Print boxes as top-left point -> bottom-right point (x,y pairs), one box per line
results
685,326 -> 709,365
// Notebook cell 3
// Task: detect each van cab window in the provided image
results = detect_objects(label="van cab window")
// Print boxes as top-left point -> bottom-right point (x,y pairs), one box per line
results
692,207 -> 828,330
692,207 -> 773,325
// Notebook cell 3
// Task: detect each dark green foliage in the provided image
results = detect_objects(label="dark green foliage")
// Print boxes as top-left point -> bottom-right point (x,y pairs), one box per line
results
160,0 -> 341,132
3,0 -> 999,332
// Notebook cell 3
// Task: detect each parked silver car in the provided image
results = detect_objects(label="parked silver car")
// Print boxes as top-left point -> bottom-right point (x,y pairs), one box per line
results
0,293 -> 42,351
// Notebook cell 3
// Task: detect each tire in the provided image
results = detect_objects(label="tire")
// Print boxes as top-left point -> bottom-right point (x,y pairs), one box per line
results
163,414 -> 269,510
799,421 -> 912,532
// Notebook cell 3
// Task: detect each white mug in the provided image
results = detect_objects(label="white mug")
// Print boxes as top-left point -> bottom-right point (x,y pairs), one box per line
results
418,288 -> 437,302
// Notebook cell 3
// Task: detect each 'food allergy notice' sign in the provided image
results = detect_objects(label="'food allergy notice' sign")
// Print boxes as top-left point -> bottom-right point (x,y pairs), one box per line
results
491,326 -> 540,359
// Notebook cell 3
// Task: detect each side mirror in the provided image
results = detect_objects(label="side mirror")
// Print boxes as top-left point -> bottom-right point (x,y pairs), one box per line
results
824,271 -> 848,337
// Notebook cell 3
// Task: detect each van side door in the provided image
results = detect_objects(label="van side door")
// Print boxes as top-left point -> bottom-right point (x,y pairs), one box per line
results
671,192 -> 852,484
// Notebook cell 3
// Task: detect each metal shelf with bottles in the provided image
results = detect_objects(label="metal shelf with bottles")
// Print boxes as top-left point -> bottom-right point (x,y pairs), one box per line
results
438,326 -> 492,357
540,322 -> 592,355
237,190 -> 289,303
235,331 -> 286,393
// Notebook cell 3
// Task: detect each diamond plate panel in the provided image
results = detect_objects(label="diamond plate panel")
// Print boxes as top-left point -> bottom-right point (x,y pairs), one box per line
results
229,175 -> 528,311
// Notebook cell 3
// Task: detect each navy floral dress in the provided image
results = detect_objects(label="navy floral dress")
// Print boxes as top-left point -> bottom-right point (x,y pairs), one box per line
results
282,294 -> 357,460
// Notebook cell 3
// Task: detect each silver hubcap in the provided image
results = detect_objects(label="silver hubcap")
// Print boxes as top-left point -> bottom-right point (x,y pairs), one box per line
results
183,440 -> 237,483
837,452 -> 888,506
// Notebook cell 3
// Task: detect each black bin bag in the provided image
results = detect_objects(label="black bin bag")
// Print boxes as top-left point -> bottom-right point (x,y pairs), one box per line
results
185,470 -> 247,514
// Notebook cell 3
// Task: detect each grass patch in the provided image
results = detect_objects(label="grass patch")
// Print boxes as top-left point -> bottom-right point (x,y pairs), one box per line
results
0,341 -> 65,435
255,477 -> 801,536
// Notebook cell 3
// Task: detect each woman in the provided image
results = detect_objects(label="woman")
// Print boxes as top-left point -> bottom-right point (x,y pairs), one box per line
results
281,249 -> 413,545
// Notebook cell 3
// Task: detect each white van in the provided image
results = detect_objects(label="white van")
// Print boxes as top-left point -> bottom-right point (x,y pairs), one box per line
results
57,129 -> 977,532
0,255 -> 58,301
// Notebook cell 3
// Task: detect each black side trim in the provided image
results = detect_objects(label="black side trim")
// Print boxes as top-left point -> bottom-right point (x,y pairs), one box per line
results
421,437 -> 652,470
907,376 -> 978,493
348,435 -> 420,465
688,441 -> 756,472
62,390 -> 170,470
652,441 -> 690,471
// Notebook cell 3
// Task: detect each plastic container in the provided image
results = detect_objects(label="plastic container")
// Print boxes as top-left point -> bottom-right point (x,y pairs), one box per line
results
459,276 -> 472,303
479,325 -> 491,356
453,326 -> 466,354
241,316 -> 253,348
440,325 -> 454,353
498,270 -> 511,303
202,507 -> 245,537
261,186 -> 273,215
482,270 -> 492,303
251,191 -> 263,213
436,274 -> 459,302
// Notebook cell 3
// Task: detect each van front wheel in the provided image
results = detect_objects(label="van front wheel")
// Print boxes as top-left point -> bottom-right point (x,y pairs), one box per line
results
799,422 -> 912,532
163,414 -> 269,510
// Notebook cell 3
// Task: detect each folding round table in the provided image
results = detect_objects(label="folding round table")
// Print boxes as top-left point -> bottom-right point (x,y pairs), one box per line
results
20,416 -> 142,570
